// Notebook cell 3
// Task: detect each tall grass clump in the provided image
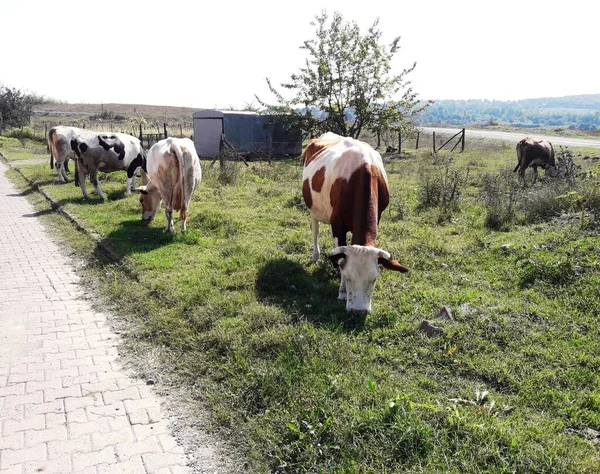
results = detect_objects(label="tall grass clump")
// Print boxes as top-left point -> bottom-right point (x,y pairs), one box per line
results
482,169 -> 521,230
417,155 -> 468,222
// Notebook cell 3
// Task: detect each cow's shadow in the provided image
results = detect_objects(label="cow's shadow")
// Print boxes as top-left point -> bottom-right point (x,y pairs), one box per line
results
255,258 -> 367,331
94,220 -> 174,263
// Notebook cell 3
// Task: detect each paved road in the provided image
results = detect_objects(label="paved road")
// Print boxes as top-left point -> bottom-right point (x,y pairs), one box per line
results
0,160 -> 189,473
421,127 -> 600,149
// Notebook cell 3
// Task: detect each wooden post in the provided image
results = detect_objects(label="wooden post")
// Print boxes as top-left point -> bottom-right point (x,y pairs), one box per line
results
139,124 -> 143,142
219,134 -> 225,169
163,122 -> 168,139
377,130 -> 381,150
415,131 -> 420,149
461,128 -> 465,152
433,131 -> 436,153
44,123 -> 48,140
110,122 -> 113,132
398,130 -> 402,155
179,124 -> 183,137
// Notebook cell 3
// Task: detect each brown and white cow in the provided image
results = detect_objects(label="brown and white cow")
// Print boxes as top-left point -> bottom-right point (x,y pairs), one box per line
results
47,125 -> 84,183
302,132 -> 409,314
70,131 -> 146,200
137,137 -> 202,232
514,137 -> 556,183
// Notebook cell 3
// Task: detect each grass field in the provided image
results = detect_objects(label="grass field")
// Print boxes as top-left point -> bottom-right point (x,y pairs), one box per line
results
2,134 -> 600,473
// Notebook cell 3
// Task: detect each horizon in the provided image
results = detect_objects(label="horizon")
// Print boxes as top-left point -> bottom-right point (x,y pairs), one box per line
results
3,0 -> 597,108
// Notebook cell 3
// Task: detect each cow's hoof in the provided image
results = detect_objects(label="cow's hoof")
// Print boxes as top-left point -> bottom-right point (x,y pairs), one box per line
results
312,254 -> 320,263
337,292 -> 347,301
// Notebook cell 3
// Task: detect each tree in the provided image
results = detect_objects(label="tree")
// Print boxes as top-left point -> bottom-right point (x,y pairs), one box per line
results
256,11 -> 429,140
0,86 -> 35,131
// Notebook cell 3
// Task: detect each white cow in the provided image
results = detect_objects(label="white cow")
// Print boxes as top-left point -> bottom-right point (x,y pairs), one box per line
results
302,132 -> 409,314
47,125 -> 84,182
70,131 -> 146,200
137,137 -> 202,232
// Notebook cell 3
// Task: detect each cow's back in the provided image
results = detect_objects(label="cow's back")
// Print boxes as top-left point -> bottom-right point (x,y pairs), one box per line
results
302,134 -> 389,239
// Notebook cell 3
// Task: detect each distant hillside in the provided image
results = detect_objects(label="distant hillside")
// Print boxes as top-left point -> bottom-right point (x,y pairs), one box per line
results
417,94 -> 600,130
34,103 -> 199,120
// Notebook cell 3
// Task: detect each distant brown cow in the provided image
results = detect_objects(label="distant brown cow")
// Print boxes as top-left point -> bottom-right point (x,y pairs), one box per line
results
514,138 -> 556,183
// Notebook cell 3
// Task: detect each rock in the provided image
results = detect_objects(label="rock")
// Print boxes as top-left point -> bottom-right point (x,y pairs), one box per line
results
146,379 -> 155,386
501,244 -> 512,252
289,285 -> 297,291
436,306 -> 454,320
418,320 -> 443,337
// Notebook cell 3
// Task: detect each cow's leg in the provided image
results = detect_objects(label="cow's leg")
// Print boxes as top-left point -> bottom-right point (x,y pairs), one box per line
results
180,207 -> 188,232
55,161 -> 66,183
76,161 -> 91,199
60,162 -> 69,182
518,166 -> 526,185
332,226 -> 347,301
532,166 -> 538,184
90,169 -> 106,200
311,217 -> 320,262
164,206 -> 174,233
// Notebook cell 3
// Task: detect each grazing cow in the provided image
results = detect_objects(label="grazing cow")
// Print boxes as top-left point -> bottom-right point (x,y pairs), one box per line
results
70,131 -> 146,200
137,137 -> 202,232
47,125 -> 84,182
514,137 -> 556,183
302,132 -> 409,314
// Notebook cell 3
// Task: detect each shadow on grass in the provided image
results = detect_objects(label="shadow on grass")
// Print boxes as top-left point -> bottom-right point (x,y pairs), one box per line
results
94,219 -> 174,262
23,209 -> 55,218
7,189 -> 36,197
255,258 -> 366,331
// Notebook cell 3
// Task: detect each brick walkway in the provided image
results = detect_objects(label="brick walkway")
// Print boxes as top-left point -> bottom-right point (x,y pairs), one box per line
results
0,161 -> 189,473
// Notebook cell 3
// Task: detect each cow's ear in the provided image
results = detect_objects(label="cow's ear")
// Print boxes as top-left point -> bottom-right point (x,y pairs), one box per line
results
329,253 -> 346,269
378,256 -> 410,273
136,186 -> 149,195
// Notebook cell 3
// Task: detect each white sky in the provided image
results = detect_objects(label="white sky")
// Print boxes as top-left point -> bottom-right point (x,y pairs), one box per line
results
2,0 -> 596,108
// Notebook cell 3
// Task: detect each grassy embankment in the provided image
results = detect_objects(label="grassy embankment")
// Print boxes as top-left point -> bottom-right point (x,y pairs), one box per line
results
1,134 -> 599,473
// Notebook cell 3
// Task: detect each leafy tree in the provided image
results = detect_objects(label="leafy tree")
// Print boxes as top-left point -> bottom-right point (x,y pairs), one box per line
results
0,86 -> 36,130
257,10 -> 428,140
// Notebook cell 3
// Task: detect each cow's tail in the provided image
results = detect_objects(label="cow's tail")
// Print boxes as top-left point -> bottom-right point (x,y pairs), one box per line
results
514,141 -> 522,172
169,138 -> 186,208
48,128 -> 56,170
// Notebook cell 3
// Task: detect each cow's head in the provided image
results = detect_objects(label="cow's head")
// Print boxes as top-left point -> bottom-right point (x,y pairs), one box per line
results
136,184 -> 161,222
329,245 -> 409,314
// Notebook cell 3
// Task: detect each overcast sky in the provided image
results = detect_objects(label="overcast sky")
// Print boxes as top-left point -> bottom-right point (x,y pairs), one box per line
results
2,0 -> 596,108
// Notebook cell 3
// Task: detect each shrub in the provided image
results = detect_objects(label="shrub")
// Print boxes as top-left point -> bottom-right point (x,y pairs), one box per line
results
483,169 -> 521,230
417,156 -> 468,222
5,126 -> 37,141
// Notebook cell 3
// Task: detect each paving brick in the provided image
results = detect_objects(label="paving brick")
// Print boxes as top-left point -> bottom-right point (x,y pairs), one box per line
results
142,453 -> 187,474
24,425 -> 68,447
23,399 -> 64,418
72,446 -> 117,471
68,417 -> 111,438
48,435 -> 92,459
8,371 -> 45,384
0,443 -> 46,469
97,456 -> 146,474
132,421 -> 170,441
102,386 -> 140,405
115,435 -> 163,461
2,414 -> 45,435
24,453 -> 71,474
91,427 -> 135,450
0,432 -> 24,451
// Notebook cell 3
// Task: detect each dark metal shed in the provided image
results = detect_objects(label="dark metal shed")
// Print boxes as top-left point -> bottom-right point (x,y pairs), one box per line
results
193,109 -> 301,159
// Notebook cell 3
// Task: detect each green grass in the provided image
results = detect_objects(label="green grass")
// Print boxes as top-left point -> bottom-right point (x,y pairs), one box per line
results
2,136 -> 600,473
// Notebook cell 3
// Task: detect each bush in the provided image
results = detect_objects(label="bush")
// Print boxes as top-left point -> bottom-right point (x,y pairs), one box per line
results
483,170 -> 520,230
417,156 -> 468,221
4,126 -> 39,141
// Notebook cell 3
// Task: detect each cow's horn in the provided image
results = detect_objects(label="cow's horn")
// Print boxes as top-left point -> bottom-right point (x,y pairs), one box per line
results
329,246 -> 351,256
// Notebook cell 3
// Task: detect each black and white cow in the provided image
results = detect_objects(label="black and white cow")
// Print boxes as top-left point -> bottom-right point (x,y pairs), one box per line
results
514,138 -> 556,183
70,131 -> 146,200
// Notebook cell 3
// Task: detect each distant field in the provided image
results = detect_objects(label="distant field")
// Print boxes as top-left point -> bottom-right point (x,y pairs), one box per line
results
2,135 -> 600,473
